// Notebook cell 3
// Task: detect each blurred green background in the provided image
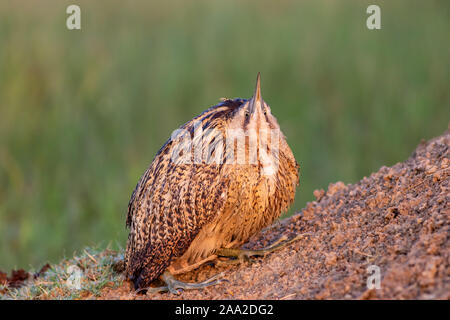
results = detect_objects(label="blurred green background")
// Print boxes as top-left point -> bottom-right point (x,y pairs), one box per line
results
0,0 -> 449,270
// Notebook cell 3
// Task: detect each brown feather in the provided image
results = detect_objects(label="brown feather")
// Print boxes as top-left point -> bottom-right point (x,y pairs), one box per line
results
126,90 -> 299,290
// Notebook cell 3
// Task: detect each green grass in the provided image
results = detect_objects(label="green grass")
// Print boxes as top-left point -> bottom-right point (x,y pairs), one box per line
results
0,0 -> 449,270
0,245 -> 124,300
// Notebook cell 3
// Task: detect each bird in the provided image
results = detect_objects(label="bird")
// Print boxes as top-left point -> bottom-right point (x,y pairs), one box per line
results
125,73 -> 300,293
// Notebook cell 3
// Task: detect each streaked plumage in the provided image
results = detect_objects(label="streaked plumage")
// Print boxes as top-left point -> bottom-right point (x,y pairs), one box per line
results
125,74 -> 299,290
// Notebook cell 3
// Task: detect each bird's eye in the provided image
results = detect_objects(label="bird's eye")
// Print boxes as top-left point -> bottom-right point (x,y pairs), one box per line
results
263,110 -> 267,115
245,111 -> 250,118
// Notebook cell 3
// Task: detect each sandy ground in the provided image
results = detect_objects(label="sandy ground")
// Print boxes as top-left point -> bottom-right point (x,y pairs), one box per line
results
101,130 -> 448,299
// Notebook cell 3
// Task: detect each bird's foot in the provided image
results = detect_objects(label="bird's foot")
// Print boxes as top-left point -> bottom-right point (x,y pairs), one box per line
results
215,232 -> 311,265
144,271 -> 225,295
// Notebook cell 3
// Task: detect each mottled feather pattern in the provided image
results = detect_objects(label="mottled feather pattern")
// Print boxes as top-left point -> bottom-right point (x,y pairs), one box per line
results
125,96 -> 299,289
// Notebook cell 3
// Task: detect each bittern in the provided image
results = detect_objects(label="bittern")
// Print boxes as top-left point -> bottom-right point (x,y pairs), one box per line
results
125,73 -> 300,294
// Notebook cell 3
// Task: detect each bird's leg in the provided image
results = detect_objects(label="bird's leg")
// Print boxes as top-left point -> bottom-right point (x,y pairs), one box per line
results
216,233 -> 311,265
168,255 -> 218,275
143,271 -> 224,295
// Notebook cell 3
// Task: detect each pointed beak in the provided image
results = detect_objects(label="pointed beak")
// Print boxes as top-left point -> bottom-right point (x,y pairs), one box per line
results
249,72 -> 263,114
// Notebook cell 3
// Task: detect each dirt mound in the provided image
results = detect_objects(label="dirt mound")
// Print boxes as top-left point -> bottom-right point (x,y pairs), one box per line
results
77,130 -> 450,299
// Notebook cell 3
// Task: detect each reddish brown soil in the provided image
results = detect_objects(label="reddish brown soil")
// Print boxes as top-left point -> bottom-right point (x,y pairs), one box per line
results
101,130 -> 449,300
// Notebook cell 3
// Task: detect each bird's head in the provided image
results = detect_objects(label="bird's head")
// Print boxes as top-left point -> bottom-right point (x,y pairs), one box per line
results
227,73 -> 280,133
222,73 -> 282,171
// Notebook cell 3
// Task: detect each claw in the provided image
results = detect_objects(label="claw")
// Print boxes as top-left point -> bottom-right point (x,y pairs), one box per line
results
156,271 -> 224,295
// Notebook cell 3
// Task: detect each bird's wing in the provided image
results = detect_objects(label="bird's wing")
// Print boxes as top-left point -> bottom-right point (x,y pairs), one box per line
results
125,129 -> 230,288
